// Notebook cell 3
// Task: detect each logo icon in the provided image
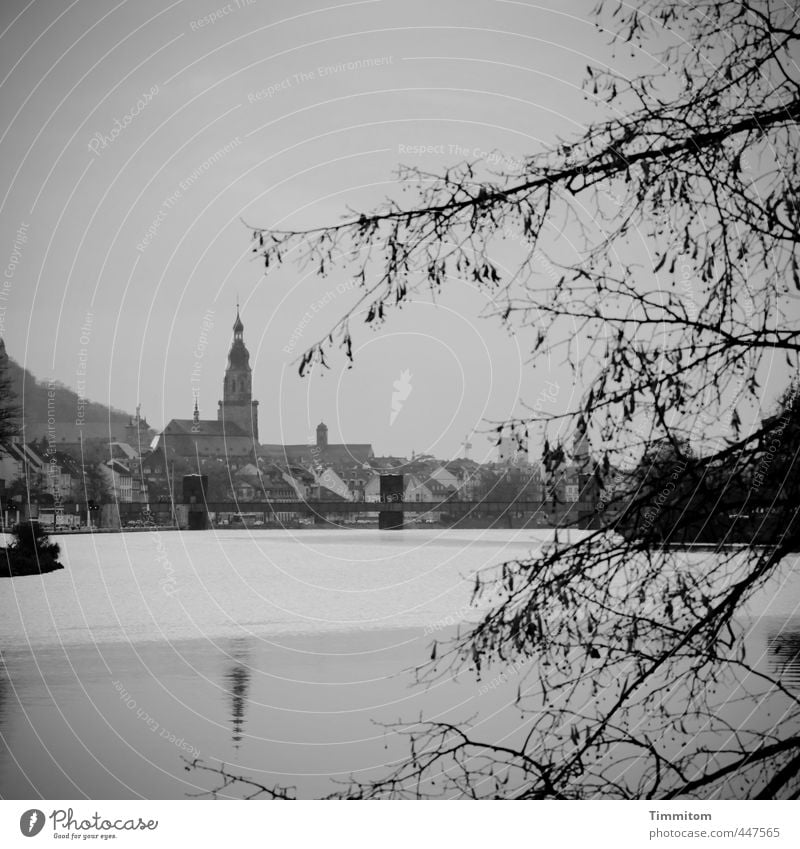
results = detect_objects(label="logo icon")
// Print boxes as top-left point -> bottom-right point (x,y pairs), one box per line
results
390,369 -> 413,425
19,809 -> 45,837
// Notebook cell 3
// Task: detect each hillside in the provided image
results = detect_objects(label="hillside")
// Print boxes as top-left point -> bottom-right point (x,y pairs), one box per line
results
6,355 -> 134,442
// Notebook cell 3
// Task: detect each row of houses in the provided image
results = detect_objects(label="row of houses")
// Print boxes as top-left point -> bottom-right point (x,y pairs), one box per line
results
0,440 -> 79,503
0,437 -> 150,507
1,431 -> 590,514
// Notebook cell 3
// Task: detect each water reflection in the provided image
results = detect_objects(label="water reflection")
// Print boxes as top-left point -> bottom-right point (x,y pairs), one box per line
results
0,660 -> 6,725
767,630 -> 800,686
223,641 -> 252,749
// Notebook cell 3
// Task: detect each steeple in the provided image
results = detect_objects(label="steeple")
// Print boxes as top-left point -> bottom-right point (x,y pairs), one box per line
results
193,398 -> 200,425
218,304 -> 259,444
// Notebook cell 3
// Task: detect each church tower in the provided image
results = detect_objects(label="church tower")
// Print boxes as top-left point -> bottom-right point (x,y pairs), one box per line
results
218,306 -> 259,444
125,404 -> 152,450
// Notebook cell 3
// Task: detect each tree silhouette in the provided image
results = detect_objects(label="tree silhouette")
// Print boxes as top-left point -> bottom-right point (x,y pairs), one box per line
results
0,341 -> 19,455
196,1 -> 800,799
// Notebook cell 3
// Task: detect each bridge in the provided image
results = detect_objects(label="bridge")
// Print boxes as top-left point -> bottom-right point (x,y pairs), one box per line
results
113,497 -> 599,529
202,500 -> 557,513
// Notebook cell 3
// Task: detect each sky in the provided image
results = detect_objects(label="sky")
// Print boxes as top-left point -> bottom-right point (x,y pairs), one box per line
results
0,0 -> 687,461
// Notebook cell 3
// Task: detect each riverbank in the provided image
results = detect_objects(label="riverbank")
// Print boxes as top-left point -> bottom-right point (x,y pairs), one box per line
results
16,526 -> 784,553
0,553 -> 63,577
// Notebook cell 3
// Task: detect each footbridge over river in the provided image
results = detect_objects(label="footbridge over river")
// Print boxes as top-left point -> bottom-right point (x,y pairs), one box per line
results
113,471 -> 600,530
115,497 -> 599,530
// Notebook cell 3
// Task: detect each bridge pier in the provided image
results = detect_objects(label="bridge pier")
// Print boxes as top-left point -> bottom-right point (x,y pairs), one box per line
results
182,475 -> 208,530
378,511 -> 404,529
379,474 -> 404,530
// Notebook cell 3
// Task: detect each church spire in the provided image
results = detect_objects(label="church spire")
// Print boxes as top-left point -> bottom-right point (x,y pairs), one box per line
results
193,397 -> 199,424
218,304 -> 259,444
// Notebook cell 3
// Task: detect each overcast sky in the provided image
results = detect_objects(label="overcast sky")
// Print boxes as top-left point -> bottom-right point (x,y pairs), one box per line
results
0,0 -> 669,460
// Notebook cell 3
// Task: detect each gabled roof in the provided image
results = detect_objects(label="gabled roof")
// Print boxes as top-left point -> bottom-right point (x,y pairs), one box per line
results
109,442 -> 139,460
106,459 -> 132,475
318,485 -> 349,502
24,442 -> 49,464
421,478 -> 457,496
283,465 -> 315,483
140,443 -> 182,463
152,419 -> 255,460
164,418 -> 250,438
1,442 -> 30,465
7,442 -> 50,469
3,442 -> 84,474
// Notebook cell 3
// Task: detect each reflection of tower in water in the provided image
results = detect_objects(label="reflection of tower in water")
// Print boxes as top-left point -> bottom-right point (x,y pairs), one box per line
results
224,641 -> 252,748
767,631 -> 800,687
0,666 -> 6,726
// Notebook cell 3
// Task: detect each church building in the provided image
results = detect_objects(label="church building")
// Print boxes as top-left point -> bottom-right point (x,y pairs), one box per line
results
153,307 -> 258,460
152,306 -> 373,487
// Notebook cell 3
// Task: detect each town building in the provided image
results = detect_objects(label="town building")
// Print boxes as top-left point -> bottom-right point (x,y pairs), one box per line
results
124,405 -> 155,453
259,421 -> 374,498
152,308 -> 259,462
102,459 -> 134,503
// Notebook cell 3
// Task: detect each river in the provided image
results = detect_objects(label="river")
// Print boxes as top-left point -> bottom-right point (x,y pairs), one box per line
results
1,529 -> 798,798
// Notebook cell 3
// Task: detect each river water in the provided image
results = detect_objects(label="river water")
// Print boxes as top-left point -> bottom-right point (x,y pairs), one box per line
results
1,529 -> 798,799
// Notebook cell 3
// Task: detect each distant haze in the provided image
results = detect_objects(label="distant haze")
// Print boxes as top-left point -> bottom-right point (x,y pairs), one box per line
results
0,0 -> 661,460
